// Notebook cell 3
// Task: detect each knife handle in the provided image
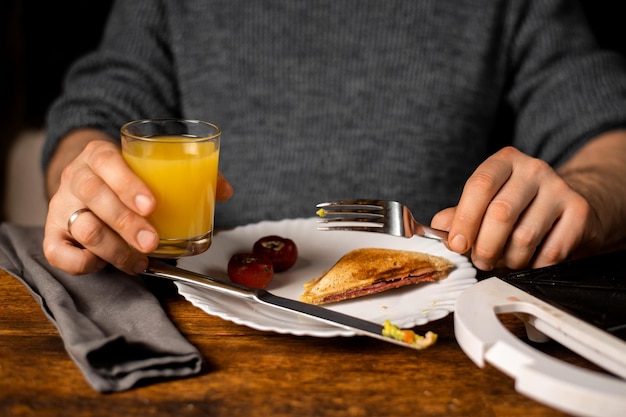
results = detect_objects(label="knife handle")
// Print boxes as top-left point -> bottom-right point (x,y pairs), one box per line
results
143,258 -> 258,300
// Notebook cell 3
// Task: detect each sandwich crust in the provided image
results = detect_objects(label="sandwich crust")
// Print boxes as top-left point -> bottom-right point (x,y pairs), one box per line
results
300,248 -> 455,305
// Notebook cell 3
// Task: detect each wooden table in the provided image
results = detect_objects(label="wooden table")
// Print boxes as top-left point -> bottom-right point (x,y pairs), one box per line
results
0,267 -> 602,417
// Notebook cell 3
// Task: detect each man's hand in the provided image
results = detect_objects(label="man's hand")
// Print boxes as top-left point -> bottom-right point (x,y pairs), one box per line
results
44,139 -> 160,275
43,130 -> 234,275
432,146 -> 598,271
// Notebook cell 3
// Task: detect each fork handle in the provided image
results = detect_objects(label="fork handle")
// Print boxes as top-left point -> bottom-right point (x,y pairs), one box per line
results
419,225 -> 449,241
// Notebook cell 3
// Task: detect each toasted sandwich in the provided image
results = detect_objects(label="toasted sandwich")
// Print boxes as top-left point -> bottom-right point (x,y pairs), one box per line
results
300,248 -> 455,305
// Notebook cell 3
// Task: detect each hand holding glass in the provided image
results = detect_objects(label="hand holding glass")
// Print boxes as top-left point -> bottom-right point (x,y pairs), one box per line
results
121,119 -> 221,258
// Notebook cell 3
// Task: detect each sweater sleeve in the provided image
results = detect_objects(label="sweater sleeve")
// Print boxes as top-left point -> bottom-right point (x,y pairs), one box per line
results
504,0 -> 626,167
42,0 -> 179,169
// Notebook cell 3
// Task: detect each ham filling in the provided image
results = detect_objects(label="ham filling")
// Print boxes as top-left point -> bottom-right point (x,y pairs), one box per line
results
320,273 -> 437,304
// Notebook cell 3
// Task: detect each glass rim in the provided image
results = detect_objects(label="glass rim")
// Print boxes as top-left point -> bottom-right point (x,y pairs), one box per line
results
121,118 -> 221,142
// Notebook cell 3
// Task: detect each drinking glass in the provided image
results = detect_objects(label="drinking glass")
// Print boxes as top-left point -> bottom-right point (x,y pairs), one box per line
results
121,119 -> 221,258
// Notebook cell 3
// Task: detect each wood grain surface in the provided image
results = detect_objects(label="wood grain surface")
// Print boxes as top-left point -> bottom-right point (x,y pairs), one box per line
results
1,268 -> 598,417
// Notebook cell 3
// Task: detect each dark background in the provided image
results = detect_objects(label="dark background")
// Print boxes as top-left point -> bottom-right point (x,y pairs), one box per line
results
0,0 -> 624,222
1,1 -> 113,222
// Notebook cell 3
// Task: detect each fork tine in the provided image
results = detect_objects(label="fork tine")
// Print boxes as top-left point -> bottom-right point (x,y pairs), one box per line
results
316,202 -> 385,222
318,211 -> 384,221
316,199 -> 447,241
317,210 -> 383,218
316,200 -> 385,210
317,216 -> 384,224
316,225 -> 384,233
318,206 -> 383,212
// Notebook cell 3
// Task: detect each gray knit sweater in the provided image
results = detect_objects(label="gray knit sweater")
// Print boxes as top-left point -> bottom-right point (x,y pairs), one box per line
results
44,0 -> 626,228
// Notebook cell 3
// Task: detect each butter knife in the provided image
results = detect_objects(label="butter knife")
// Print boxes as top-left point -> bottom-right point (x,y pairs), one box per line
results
143,258 -> 425,350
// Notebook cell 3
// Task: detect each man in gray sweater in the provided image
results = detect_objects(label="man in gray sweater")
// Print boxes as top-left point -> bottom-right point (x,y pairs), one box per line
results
42,0 -> 626,275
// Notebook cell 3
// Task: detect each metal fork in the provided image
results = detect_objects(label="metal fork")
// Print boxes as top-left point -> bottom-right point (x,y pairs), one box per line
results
316,199 -> 449,242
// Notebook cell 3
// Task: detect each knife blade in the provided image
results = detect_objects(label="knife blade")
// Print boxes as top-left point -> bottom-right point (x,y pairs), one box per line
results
143,258 -> 425,350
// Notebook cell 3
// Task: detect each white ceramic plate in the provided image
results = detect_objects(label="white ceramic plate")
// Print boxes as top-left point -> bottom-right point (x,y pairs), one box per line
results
176,218 -> 477,337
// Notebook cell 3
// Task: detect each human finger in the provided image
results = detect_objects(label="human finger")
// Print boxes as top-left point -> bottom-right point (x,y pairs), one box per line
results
496,182 -> 563,269
44,183 -> 152,276
43,207 -> 108,275
89,141 -> 157,216
431,207 -> 455,232
446,147 -> 516,255
431,207 -> 455,249
216,171 -> 234,201
469,156 -> 547,270
44,140 -> 157,274
62,206 -> 152,275
529,189 -> 590,268
67,141 -> 159,255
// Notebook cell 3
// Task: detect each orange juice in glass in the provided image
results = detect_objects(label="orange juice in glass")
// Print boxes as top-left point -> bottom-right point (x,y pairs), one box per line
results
121,119 -> 221,258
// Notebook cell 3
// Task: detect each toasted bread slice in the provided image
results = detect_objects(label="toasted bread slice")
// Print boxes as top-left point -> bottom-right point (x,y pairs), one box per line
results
300,248 -> 455,305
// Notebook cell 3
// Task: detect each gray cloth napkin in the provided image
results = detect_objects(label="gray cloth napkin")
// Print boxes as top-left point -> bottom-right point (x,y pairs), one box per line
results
0,223 -> 203,392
